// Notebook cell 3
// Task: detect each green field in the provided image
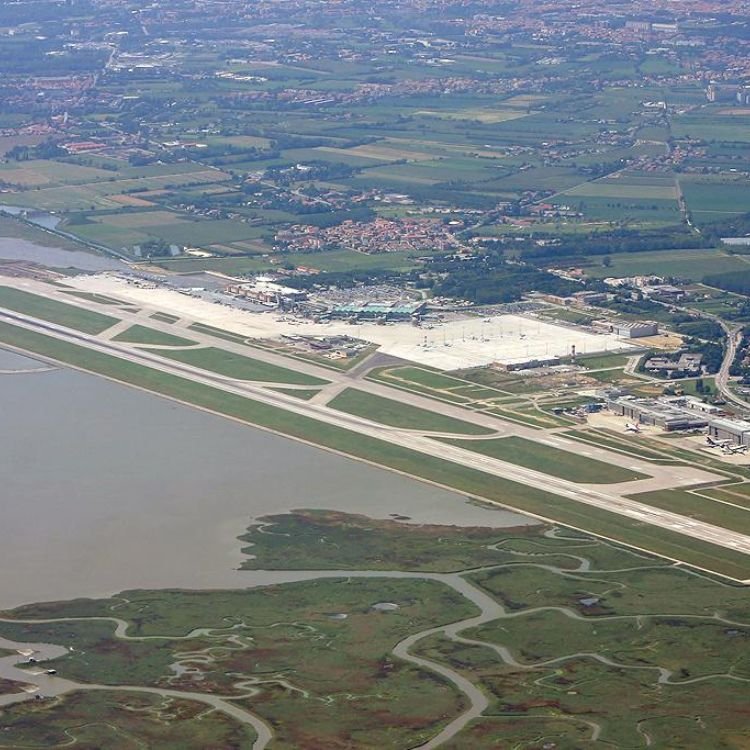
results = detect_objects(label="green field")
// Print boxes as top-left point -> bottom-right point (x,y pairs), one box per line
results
576,352 -> 631,370
627,488 -> 750,536
585,248 -> 749,280
328,388 -> 495,435
440,435 -> 648,484
0,286 -> 118,335
112,324 -> 196,347
153,346 -> 329,386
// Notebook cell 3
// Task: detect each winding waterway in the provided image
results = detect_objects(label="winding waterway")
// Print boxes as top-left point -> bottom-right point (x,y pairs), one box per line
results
2,553 -> 748,749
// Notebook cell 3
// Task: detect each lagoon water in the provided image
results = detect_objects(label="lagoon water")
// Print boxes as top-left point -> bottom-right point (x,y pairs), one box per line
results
0,356 -> 532,609
0,237 -> 123,272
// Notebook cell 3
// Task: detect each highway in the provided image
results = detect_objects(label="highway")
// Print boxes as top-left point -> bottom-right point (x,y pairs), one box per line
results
715,321 -> 748,411
651,296 -> 748,412
3,304 -> 750,563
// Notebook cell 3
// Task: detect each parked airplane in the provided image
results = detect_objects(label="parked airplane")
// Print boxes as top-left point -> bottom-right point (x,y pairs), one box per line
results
625,423 -> 641,433
706,436 -> 732,448
722,444 -> 749,455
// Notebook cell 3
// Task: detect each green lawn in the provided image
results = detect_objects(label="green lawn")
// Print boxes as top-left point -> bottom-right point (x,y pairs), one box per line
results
153,346 -> 329,386
0,286 -> 118,335
187,322 -> 249,344
576,353 -> 631,370
440,436 -> 648,484
328,388 -> 495,435
63,291 -> 123,306
112,324 -> 195,347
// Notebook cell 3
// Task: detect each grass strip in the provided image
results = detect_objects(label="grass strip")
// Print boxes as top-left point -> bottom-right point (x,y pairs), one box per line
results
152,346 -> 329,386
328,388 -> 494,435
150,312 -> 180,324
269,388 -> 320,401
627,489 -> 750,536
187,322 -> 248,344
439,436 -> 648,484
0,286 -> 118,335
112,324 -> 195,347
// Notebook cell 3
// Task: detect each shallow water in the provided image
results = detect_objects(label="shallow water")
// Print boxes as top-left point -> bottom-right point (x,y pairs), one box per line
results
0,365 -> 532,609
0,237 -> 123,272
0,347 -> 46,369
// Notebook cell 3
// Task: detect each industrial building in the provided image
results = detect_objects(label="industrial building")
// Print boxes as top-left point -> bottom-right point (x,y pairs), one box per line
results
608,395 -> 750,444
614,321 -> 659,339
706,418 -> 750,447
667,395 -> 722,416
592,319 -> 658,339
643,352 -> 703,378
607,396 -> 708,431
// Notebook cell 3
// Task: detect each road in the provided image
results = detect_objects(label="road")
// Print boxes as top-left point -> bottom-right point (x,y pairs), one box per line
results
2,304 -> 750,565
714,320 -> 747,411
653,297 -> 748,410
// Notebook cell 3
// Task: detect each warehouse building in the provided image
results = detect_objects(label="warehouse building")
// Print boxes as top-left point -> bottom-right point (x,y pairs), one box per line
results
593,319 -> 659,339
614,320 -> 659,339
666,395 -> 722,416
706,417 -> 750,447
607,396 -> 708,431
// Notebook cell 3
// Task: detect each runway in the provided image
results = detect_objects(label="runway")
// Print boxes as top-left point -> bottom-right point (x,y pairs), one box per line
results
1,299 -> 749,566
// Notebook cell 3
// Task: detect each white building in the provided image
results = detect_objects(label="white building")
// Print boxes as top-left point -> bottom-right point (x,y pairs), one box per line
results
615,321 -> 659,339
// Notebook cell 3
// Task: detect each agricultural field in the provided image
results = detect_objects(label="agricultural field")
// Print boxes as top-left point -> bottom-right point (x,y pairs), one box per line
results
680,174 -> 750,224
585,247 -> 750,280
